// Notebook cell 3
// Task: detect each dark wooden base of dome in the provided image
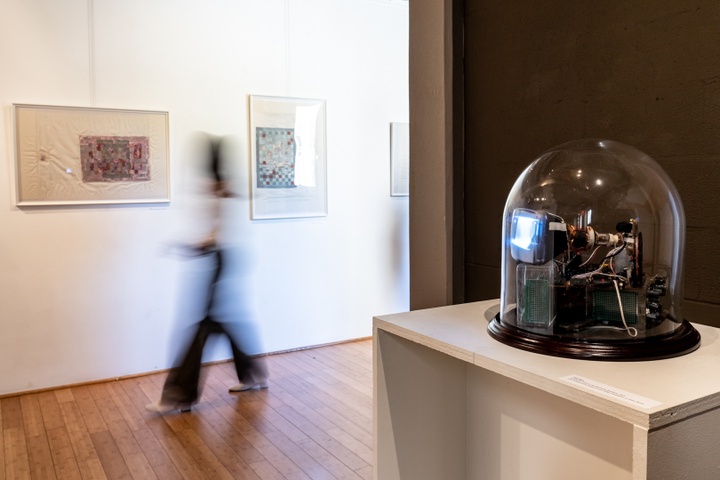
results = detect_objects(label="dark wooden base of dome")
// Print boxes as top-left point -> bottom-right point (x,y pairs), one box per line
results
488,313 -> 701,361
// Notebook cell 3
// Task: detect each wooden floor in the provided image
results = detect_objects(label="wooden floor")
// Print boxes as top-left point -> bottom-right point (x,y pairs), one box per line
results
0,339 -> 373,480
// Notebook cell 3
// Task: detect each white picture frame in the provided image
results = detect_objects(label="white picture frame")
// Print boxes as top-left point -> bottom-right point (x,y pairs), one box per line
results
248,95 -> 327,219
13,104 -> 170,206
390,122 -> 409,197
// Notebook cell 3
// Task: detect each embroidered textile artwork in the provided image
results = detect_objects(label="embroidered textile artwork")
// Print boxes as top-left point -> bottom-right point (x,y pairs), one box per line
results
80,136 -> 150,182
256,127 -> 297,188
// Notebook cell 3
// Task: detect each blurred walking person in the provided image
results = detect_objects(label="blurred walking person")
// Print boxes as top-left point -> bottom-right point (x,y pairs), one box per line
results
147,134 -> 267,414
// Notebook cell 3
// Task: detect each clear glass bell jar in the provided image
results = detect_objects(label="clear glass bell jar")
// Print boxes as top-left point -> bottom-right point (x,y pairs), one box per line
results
488,139 -> 701,360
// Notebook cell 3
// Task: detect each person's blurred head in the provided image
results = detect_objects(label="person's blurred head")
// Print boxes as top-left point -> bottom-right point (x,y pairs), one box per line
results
204,134 -> 233,198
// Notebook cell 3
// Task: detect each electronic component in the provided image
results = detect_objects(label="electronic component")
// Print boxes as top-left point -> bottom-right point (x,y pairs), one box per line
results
513,208 -> 647,337
509,209 -> 567,265
493,139 -> 700,360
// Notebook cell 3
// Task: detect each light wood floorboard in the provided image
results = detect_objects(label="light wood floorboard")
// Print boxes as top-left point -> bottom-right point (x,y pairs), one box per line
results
1,339 -> 373,480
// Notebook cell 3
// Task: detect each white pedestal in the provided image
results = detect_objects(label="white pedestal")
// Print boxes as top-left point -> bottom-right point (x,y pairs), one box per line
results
373,300 -> 720,480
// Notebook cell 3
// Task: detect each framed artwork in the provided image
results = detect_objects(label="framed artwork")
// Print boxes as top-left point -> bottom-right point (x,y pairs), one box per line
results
249,95 -> 327,219
13,104 -> 170,206
390,122 -> 409,196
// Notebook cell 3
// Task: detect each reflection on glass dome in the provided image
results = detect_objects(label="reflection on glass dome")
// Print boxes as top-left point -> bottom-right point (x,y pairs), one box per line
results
488,139 -> 701,360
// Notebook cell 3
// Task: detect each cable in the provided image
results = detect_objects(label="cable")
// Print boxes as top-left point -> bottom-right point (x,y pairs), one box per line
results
547,212 -> 565,223
603,242 -> 626,261
613,279 -> 638,337
570,271 -> 626,283
577,239 -> 626,270
578,246 -> 602,267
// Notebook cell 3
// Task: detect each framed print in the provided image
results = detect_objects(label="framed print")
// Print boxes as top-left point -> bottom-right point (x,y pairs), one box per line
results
249,95 -> 327,219
13,104 -> 170,206
390,122 -> 409,196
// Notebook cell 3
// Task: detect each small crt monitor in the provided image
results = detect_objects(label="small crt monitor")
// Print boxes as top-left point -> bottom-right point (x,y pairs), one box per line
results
510,209 -> 558,265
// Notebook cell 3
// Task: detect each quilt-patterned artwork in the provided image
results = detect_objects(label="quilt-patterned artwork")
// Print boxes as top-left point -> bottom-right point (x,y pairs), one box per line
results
256,127 -> 297,188
80,136 -> 150,182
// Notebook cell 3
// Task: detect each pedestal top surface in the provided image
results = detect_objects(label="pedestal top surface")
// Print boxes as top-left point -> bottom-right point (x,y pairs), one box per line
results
374,300 -> 720,429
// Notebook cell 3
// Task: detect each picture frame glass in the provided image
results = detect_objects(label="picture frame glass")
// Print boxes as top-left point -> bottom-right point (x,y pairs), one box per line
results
13,104 -> 170,206
390,122 -> 409,197
249,95 -> 327,219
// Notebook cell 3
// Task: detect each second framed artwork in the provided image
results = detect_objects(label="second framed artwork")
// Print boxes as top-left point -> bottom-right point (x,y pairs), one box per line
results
249,95 -> 327,219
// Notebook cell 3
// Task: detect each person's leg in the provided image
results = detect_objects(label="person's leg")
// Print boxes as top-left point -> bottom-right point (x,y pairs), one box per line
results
210,320 -> 267,392
229,339 -> 268,391
150,250 -> 223,412
147,318 -> 211,412
162,324 -> 207,403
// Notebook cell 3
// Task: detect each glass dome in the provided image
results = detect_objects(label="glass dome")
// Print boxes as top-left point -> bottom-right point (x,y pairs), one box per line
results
488,139 -> 700,360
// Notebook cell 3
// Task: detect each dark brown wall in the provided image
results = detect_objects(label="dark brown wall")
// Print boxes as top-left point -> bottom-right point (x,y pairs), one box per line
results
463,1 -> 720,323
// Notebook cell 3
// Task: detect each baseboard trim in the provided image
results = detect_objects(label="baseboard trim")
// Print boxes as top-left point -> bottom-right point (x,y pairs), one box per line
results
0,336 -> 372,399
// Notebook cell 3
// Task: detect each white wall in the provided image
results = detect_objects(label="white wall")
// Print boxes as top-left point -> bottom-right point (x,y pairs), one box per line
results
0,0 -> 409,395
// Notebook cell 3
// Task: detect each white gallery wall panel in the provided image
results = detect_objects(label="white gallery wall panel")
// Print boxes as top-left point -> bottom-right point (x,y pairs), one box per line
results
0,0 -> 408,395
